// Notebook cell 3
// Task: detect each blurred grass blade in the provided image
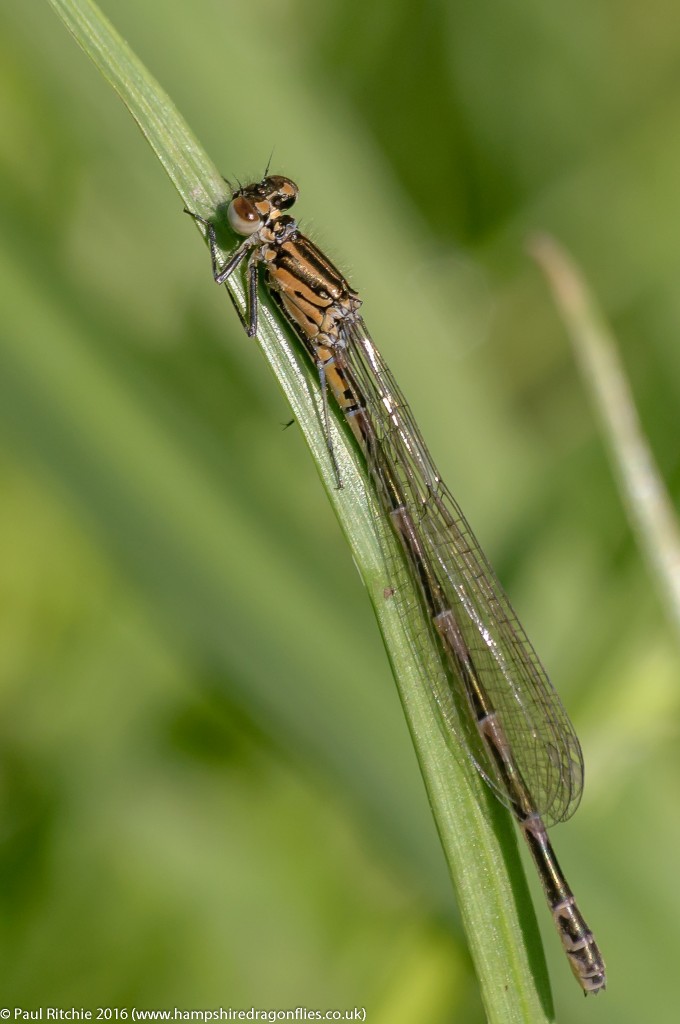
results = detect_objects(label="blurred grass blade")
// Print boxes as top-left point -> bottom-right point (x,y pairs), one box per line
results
532,234 -> 680,642
45,0 -> 554,1016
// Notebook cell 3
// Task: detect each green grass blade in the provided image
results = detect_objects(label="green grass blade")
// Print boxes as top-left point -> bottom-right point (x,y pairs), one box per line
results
532,234 -> 680,644
45,0 -> 554,1016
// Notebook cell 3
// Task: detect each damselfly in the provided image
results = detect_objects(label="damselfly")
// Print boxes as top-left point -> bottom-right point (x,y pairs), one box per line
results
186,175 -> 606,995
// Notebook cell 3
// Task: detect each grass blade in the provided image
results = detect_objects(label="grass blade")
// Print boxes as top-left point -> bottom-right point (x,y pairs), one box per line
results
532,234 -> 680,643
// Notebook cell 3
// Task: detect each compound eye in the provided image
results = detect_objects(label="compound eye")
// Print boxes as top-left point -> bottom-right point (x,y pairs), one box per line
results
227,196 -> 262,236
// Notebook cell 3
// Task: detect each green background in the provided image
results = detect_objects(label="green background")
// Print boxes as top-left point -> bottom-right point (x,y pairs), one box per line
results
1,0 -> 679,1020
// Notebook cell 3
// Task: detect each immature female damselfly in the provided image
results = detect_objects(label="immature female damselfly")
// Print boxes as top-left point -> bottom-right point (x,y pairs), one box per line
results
186,175 -> 606,995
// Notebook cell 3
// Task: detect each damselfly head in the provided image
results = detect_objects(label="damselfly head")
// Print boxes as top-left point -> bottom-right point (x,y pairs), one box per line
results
227,176 -> 299,236
261,175 -> 299,210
